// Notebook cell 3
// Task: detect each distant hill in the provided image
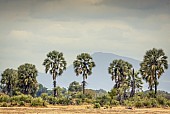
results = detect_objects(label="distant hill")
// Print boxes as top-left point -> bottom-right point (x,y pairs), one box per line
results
37,52 -> 170,92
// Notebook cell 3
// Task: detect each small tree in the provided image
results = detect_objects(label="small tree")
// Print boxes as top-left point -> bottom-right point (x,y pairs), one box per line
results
1,68 -> 18,96
68,81 -> 82,93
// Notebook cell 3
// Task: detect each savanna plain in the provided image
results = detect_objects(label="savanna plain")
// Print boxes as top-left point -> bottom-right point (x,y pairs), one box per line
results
0,105 -> 170,114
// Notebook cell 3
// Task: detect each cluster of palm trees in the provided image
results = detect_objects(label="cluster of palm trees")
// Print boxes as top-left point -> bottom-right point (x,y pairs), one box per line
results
43,48 -> 168,98
1,63 -> 38,96
108,59 -> 142,102
0,48 -> 168,98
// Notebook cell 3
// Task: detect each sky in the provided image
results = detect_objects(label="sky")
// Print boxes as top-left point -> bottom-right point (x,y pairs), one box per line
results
0,0 -> 170,73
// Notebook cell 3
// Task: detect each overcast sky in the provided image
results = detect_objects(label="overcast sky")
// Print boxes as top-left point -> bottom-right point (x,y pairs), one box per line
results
0,0 -> 170,73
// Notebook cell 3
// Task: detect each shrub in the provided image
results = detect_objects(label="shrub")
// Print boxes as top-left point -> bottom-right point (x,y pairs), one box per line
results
166,100 -> 170,107
143,99 -> 152,108
75,99 -> 82,105
0,94 -> 10,103
57,97 -> 71,105
31,97 -> 44,106
19,101 -> 25,106
1,102 -> 8,107
135,100 -> 144,108
93,103 -> 101,109
110,99 -> 119,106
10,100 -> 18,106
149,98 -> 159,107
41,93 -> 48,101
11,94 -> 33,103
47,96 -> 58,105
156,95 -> 167,106
96,95 -> 110,107
124,100 -> 133,107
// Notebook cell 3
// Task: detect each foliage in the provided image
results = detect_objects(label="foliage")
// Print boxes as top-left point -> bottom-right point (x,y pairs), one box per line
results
1,68 -> 18,96
0,93 -> 10,103
18,63 -> 38,96
68,81 -> 82,93
11,94 -> 33,103
31,97 -> 46,106
43,50 -> 67,97
36,83 -> 48,97
93,103 -> 101,108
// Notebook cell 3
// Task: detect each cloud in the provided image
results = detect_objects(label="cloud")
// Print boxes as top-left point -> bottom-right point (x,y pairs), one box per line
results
9,30 -> 33,39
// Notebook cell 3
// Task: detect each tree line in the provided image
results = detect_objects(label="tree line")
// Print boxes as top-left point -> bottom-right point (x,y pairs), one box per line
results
0,48 -> 168,103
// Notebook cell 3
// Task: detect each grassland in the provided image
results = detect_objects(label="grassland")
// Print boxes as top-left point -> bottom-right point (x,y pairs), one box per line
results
0,105 -> 170,114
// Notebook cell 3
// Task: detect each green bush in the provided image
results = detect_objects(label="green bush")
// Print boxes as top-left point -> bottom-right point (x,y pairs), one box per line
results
10,100 -> 18,106
96,95 -> 110,107
110,99 -> 119,106
75,99 -> 82,105
143,99 -> 152,108
19,101 -> 25,106
57,97 -> 71,105
150,98 -> 159,107
47,96 -> 58,104
31,97 -> 44,106
0,94 -> 10,103
11,94 -> 33,103
166,100 -> 170,107
156,95 -> 167,106
0,102 -> 8,107
93,103 -> 101,109
41,93 -> 48,101
135,100 -> 144,108
124,100 -> 133,107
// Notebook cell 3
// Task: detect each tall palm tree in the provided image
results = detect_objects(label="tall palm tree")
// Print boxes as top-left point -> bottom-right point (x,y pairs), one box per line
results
73,53 -> 95,94
18,63 -> 38,96
43,50 -> 67,97
108,59 -> 132,101
140,48 -> 168,95
1,68 -> 18,96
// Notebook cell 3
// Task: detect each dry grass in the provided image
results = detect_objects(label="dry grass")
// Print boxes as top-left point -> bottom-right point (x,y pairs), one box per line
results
0,105 -> 170,114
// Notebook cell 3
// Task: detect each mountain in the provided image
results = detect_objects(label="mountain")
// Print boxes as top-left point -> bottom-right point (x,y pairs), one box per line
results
38,52 -> 170,92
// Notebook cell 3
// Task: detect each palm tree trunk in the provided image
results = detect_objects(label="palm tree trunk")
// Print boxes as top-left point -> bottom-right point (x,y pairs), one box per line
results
130,69 -> 135,97
82,74 -> 86,94
154,69 -> 157,95
53,73 -> 57,97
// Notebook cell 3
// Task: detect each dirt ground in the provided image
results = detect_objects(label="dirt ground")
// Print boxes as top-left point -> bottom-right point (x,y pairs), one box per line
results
0,105 -> 170,114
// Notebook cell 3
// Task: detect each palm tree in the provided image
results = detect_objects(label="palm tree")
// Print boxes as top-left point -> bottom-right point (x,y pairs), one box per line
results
108,59 -> 132,88
43,50 -> 67,97
18,63 -> 38,96
1,68 -> 18,96
73,53 -> 95,94
108,59 -> 132,101
129,69 -> 143,97
140,48 -> 168,95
